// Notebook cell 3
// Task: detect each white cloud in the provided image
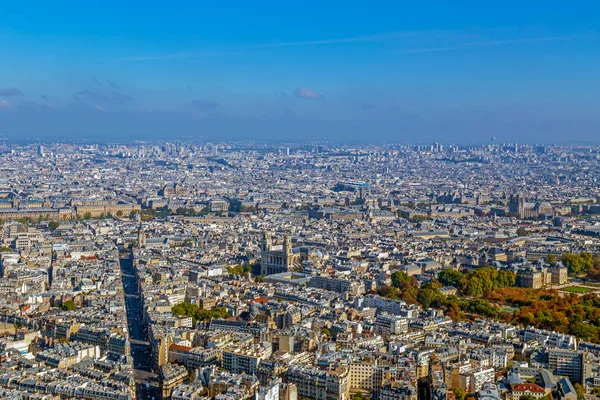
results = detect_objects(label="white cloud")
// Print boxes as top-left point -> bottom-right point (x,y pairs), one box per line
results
295,88 -> 324,100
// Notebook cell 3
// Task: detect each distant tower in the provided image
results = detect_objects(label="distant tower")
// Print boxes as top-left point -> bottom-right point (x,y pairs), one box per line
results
262,231 -> 272,252
283,235 -> 292,255
509,194 -> 525,219
389,199 -> 396,213
137,225 -> 146,248
283,235 -> 293,270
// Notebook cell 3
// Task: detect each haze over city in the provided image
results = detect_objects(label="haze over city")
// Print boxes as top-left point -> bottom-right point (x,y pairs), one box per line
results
1,1 -> 599,143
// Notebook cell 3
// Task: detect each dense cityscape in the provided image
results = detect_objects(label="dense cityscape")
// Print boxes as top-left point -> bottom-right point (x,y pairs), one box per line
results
0,141 -> 599,400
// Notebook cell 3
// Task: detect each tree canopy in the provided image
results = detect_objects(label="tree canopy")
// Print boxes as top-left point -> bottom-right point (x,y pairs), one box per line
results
172,302 -> 229,325
61,300 -> 76,311
226,264 -> 253,275
391,271 -> 418,289
375,256 -> 600,343
562,252 -> 597,275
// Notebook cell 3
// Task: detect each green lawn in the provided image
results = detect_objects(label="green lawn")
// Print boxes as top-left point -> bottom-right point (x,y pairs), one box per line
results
562,286 -> 593,294
501,306 -> 520,314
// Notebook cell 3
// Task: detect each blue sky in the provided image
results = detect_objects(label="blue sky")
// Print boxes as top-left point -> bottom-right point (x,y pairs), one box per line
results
1,1 -> 599,143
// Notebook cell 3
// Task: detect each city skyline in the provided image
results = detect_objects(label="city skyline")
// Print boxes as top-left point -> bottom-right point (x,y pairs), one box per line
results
0,140 -> 599,399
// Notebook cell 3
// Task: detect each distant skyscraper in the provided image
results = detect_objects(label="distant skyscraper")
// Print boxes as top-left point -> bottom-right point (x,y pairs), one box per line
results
38,145 -> 45,157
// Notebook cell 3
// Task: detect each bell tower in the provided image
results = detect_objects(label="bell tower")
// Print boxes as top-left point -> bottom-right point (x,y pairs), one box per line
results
262,231 -> 272,252
137,224 -> 146,248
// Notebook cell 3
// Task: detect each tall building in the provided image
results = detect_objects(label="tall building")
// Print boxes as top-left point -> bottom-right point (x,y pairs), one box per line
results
548,349 -> 593,384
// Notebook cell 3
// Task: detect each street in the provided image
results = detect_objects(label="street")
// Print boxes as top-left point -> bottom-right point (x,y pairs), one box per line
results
120,257 -> 160,399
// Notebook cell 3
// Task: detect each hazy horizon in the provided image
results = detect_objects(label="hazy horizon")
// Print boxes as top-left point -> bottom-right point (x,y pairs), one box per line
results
1,1 -> 599,143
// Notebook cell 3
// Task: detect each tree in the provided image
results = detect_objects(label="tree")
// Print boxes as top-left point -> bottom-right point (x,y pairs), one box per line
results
519,395 -> 536,400
417,287 -> 443,309
83,212 -> 92,220
61,300 -> 76,311
547,254 -> 556,265
400,286 -> 419,305
562,253 -> 594,275
391,271 -> 411,288
226,264 -> 253,276
410,215 -> 429,223
496,270 -> 516,288
255,275 -> 266,283
173,302 -> 230,325
438,269 -> 466,288
465,277 -> 484,297
574,383 -> 585,400
175,207 -> 198,216
445,299 -> 463,321
172,302 -> 198,319
378,285 -> 402,300
116,210 -> 123,217
196,306 -> 229,322
569,321 -> 597,342
48,221 -> 59,231
453,387 -> 466,400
